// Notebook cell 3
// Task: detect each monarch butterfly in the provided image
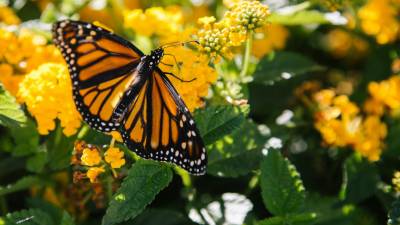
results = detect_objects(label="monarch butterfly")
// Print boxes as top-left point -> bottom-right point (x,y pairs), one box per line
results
52,20 -> 207,175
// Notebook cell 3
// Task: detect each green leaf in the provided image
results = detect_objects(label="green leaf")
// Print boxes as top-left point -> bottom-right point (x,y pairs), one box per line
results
26,148 -> 48,173
388,199 -> 400,225
10,119 -> 40,157
253,51 -> 323,86
207,119 -> 267,177
0,176 -> 43,196
339,154 -> 380,203
2,209 -> 54,225
256,213 -> 317,225
0,84 -> 27,128
269,10 -> 329,25
260,150 -> 306,216
195,105 -> 246,145
102,160 -> 173,225
208,148 -> 263,177
120,209 -> 195,225
60,212 -> 75,225
46,125 -> 76,171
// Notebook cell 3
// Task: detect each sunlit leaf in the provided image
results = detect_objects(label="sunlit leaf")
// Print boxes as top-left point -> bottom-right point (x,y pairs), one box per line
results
0,84 -> 27,128
260,150 -> 305,216
195,105 -> 246,145
102,160 -> 173,225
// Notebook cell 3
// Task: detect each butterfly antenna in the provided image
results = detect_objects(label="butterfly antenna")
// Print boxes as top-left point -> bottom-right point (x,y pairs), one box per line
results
161,40 -> 199,49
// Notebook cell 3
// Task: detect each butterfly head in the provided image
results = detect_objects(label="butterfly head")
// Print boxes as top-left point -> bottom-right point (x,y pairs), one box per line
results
148,48 -> 164,66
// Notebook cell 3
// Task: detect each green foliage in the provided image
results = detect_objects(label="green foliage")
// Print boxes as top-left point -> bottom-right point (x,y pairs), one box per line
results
1,209 -> 54,225
0,84 -> 26,128
260,150 -> 306,216
102,160 -> 173,225
195,105 -> 247,145
253,51 -> 323,85
339,154 -> 380,203
388,199 -> 400,225
1,0 -> 399,224
0,176 -> 44,196
269,11 -> 330,25
9,119 -> 40,157
120,209 -> 195,225
256,213 -> 317,225
207,119 -> 266,177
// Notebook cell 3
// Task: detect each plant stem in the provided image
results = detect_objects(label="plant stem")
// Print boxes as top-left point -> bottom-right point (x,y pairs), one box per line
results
106,175 -> 113,202
239,30 -> 253,77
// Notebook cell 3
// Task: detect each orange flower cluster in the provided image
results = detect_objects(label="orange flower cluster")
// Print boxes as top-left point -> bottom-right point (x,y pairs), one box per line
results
314,89 -> 387,161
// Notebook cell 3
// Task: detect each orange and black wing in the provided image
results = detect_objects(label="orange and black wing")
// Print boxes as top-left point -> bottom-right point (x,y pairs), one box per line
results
52,20 -> 144,132
120,68 -> 207,175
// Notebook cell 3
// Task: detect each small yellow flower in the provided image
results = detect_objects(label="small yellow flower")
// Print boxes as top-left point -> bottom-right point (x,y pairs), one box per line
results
368,76 -> 400,112
358,0 -> 399,44
364,99 -> 385,116
81,148 -> 102,166
392,171 -> 400,193
104,147 -> 125,169
86,167 -> 105,183
18,63 -> 81,136
0,6 -> 20,25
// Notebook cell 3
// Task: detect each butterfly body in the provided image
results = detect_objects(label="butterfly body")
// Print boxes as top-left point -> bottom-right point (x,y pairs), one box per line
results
52,20 -> 207,175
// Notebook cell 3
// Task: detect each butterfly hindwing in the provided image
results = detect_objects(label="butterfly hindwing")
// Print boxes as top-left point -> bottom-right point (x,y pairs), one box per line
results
52,20 -> 144,132
120,69 -> 207,175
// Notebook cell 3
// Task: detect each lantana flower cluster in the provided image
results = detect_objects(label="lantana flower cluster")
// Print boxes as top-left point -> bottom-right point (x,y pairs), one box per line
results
313,89 -> 387,161
365,76 -> 400,116
0,27 -> 63,96
18,63 -> 81,136
358,0 -> 399,44
71,141 -> 126,183
197,0 -> 270,58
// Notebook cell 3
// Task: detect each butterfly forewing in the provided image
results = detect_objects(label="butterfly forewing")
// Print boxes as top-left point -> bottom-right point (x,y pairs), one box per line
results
52,20 -> 144,132
120,69 -> 207,175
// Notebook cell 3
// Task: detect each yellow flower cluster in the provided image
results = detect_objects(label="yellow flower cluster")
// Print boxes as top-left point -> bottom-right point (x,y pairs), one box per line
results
123,6 -> 183,37
314,89 -> 387,161
197,0 -> 270,57
358,0 -> 399,44
324,29 -> 369,59
0,6 -> 20,25
252,24 -> 289,58
392,171 -> 400,193
74,142 -> 126,183
18,63 -> 81,136
0,28 -> 63,96
160,47 -> 218,111
366,76 -> 400,116
224,0 -> 270,31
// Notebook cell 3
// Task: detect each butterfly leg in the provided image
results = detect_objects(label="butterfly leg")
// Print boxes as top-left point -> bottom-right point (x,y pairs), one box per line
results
160,62 -> 174,67
164,72 -> 196,83
163,54 -> 182,74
